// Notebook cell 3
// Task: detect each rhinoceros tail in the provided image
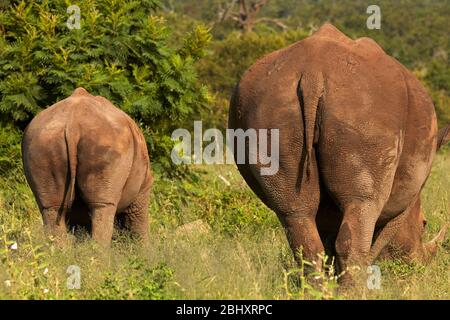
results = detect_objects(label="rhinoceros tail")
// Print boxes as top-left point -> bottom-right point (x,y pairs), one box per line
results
63,113 -> 77,210
298,71 -> 324,179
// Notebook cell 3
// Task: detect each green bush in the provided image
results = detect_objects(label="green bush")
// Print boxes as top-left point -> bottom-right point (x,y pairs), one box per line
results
414,67 -> 450,128
0,124 -> 22,179
0,0 -> 211,174
199,29 -> 308,97
197,29 -> 309,128
0,125 -> 37,219
149,166 -> 279,235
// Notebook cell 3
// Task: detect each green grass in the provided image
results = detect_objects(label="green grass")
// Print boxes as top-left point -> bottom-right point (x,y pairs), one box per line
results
0,151 -> 449,300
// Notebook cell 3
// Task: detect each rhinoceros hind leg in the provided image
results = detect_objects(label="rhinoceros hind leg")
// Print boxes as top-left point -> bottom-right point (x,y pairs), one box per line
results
89,202 -> 117,246
118,191 -> 150,242
42,207 -> 68,244
280,212 -> 325,270
258,150 -> 325,272
335,200 -> 380,284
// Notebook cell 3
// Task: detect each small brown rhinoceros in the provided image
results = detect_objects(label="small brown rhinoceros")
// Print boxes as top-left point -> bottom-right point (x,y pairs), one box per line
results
228,23 -> 450,281
22,87 -> 152,245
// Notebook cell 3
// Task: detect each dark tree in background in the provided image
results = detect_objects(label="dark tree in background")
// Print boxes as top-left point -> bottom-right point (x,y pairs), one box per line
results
215,0 -> 286,32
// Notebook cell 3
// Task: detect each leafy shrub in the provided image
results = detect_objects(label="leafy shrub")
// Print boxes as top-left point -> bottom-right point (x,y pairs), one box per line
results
199,29 -> 308,97
149,166 -> 279,234
414,67 -> 450,128
0,124 -> 22,179
197,29 -> 308,127
0,125 -> 37,218
0,0 -> 211,174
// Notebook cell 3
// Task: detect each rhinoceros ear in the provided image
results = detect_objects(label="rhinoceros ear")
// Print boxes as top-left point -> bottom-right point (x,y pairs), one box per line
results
437,124 -> 450,150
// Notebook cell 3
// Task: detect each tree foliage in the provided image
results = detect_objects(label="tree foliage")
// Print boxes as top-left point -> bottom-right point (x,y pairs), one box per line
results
0,0 -> 211,173
171,0 -> 450,126
198,29 -> 308,96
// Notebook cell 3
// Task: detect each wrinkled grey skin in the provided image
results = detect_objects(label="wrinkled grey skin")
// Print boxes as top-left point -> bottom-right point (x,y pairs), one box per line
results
22,88 -> 152,246
228,23 -> 449,283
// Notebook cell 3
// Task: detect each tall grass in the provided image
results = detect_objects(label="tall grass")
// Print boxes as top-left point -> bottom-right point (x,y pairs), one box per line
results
0,152 -> 448,300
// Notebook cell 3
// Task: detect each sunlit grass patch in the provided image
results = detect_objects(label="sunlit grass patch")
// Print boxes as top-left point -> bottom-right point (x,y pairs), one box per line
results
0,152 -> 448,299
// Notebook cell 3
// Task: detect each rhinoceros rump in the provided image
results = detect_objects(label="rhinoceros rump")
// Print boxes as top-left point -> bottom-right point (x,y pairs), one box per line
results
228,23 -> 449,282
22,88 -> 152,245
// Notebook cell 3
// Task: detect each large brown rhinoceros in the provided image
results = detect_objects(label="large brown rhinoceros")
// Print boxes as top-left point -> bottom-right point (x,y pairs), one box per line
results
22,87 -> 152,245
228,23 -> 450,281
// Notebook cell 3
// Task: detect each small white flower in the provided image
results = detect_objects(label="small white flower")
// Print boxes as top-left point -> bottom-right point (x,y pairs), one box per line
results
314,275 -> 321,280
43,268 -> 49,275
4,280 -> 11,287
10,242 -> 18,250
43,288 -> 49,294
